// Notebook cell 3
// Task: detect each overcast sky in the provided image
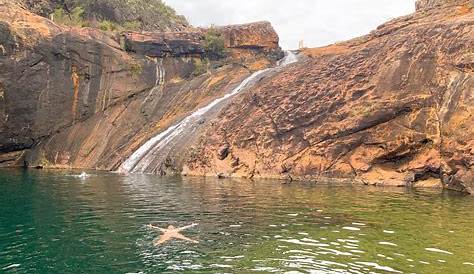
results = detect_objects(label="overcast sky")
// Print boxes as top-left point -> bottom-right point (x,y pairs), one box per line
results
164,0 -> 417,49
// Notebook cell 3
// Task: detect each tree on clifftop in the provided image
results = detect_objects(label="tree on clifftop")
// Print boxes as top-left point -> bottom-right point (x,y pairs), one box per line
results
204,27 -> 226,59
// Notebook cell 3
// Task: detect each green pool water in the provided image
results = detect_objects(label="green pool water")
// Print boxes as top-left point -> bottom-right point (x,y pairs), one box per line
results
1,169 -> 473,274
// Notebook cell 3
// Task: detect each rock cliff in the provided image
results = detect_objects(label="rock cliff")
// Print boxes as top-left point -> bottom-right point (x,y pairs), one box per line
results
0,1 -> 281,170
122,21 -> 282,59
183,1 -> 474,193
1,0 -> 473,194
0,2 -> 156,164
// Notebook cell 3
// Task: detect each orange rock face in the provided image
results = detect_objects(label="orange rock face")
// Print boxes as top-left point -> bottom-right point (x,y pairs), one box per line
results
184,1 -> 474,193
218,21 -> 280,51
415,0 -> 471,11
122,22 -> 282,58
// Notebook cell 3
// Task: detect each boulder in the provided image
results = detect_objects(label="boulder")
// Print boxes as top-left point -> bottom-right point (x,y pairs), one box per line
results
218,21 -> 280,51
217,144 -> 230,160
445,169 -> 474,194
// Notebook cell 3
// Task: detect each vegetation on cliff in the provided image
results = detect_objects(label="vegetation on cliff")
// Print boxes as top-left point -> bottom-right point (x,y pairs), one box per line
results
203,27 -> 227,59
51,6 -> 89,27
18,0 -> 189,32
192,58 -> 210,76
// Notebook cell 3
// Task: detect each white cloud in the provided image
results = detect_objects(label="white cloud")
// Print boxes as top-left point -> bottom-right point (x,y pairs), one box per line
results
164,0 -> 417,49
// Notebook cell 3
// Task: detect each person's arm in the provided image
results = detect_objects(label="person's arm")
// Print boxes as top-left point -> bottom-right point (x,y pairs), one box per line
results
178,223 -> 199,231
147,224 -> 165,232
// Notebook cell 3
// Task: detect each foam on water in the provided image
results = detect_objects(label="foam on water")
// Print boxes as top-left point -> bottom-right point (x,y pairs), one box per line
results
356,262 -> 402,273
2,264 -> 21,270
342,227 -> 360,231
280,239 -> 331,247
68,172 -> 90,180
379,241 -> 398,247
425,248 -> 453,255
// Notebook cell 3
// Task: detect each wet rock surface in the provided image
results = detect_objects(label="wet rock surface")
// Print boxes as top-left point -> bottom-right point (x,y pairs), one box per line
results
184,1 -> 474,193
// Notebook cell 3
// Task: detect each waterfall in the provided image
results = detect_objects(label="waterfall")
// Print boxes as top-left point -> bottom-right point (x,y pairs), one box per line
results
119,51 -> 298,174
279,51 -> 298,66
143,58 -> 165,105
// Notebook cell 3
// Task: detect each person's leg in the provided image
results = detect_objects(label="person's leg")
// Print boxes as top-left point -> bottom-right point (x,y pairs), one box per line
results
153,236 -> 167,246
174,234 -> 199,243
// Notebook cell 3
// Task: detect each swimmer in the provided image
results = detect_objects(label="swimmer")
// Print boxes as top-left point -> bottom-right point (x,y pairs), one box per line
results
147,223 -> 199,245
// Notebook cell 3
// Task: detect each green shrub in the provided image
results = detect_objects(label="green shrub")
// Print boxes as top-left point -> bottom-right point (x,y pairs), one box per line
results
99,20 -> 119,32
122,20 -> 142,31
52,6 -> 88,27
50,1 -> 187,32
192,58 -> 209,76
130,62 -> 143,79
204,27 -> 226,59
96,19 -> 141,33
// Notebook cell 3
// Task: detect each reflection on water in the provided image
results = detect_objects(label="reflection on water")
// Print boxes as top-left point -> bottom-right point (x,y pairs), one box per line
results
1,169 -> 474,273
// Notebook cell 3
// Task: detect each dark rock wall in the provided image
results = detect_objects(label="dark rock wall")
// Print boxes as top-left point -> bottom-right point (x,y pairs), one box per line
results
123,31 -> 205,58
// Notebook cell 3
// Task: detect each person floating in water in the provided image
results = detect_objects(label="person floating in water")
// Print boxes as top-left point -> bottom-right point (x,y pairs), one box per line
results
147,223 -> 199,245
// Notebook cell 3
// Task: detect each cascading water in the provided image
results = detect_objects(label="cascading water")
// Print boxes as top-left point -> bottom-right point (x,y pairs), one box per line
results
142,58 -> 165,105
119,51 -> 298,174
278,50 -> 298,66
